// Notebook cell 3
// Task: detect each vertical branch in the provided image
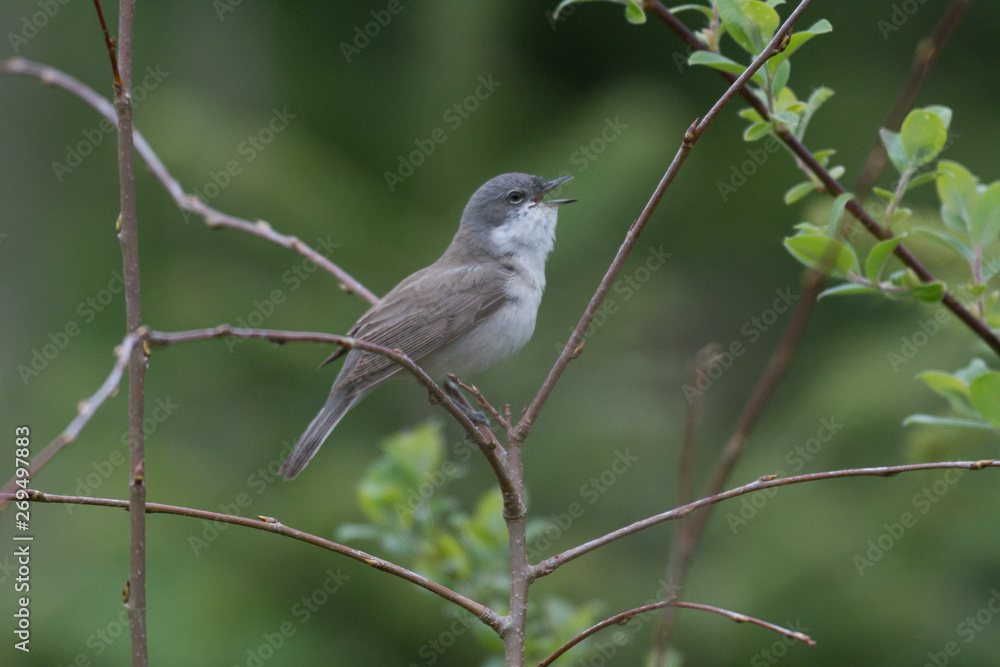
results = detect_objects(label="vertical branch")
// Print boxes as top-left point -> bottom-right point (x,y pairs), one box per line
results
502,438 -> 528,667
651,2 -> 970,661
102,0 -> 148,663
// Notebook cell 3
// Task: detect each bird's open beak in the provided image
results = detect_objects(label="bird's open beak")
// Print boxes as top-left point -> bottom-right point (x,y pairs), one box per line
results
535,174 -> 577,206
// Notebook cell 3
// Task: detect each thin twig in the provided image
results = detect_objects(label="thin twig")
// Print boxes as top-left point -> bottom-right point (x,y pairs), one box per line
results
676,344 -> 718,508
513,0 -> 815,444
0,58 -> 378,306
651,3 -> 972,655
538,598 -> 814,666
0,335 -> 139,507
2,490 -> 504,632
533,459 -> 997,578
90,0 -> 119,89
645,0 -> 1000,358
447,373 -> 510,431
852,0 -> 971,199
0,326 -> 513,512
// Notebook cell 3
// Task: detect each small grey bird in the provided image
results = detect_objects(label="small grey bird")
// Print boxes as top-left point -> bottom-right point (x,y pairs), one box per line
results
280,173 -> 575,479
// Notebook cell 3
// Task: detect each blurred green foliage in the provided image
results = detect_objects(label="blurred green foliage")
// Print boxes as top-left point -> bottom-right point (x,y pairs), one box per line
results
2,1 -> 1000,665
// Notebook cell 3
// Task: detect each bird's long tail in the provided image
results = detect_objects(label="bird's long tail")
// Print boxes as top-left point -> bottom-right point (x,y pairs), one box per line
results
280,387 -> 361,479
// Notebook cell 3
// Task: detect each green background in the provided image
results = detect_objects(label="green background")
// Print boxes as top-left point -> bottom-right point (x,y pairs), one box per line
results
2,1 -> 999,664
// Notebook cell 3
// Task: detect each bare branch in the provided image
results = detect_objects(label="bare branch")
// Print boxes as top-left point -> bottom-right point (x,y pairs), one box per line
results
0,58 -> 378,306
514,0 -> 816,443
2,490 -> 503,632
0,335 -> 139,507
534,460 -> 998,578
646,0 -> 1000,358
538,598 -> 814,666
652,4 -> 972,655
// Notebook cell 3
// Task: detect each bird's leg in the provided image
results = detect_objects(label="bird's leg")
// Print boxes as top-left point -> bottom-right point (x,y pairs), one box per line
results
442,379 -> 490,425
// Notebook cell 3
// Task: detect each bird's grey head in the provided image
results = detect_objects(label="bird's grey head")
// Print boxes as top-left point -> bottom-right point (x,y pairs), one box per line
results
455,173 -> 575,260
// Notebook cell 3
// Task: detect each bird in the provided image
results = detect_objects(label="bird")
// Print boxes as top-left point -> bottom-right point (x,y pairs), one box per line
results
280,173 -> 575,479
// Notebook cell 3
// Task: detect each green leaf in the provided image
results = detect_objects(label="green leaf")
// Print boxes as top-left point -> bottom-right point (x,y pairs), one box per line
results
784,180 -> 816,204
739,107 -> 764,123
669,4 -> 716,21
771,58 -> 790,95
936,160 -> 979,233
911,281 -> 946,303
917,369 -> 971,411
624,0 -> 646,24
717,0 -> 779,54
817,283 -> 881,299
767,19 -> 833,71
688,51 -> 764,85
771,109 -> 799,129
828,165 -> 846,180
827,192 -> 854,235
914,227 -> 974,264
900,109 -> 948,168
795,86 -> 834,140
923,105 -> 953,130
743,121 -> 772,141
783,234 -> 859,277
971,181 -> 1000,244
903,414 -> 998,430
905,169 -> 938,193
879,128 -> 908,174
969,371 -> 1000,428
865,235 -> 905,283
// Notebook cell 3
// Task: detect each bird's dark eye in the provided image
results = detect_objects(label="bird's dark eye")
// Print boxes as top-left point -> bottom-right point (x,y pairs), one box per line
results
506,190 -> 525,204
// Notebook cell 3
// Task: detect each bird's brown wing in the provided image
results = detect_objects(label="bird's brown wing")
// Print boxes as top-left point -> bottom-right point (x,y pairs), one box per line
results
328,260 -> 510,390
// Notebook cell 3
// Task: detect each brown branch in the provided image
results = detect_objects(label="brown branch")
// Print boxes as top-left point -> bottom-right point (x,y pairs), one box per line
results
533,459 -> 998,578
676,345 -> 718,508
105,0 -> 147,662
0,326 -> 513,513
0,58 -> 378,306
0,335 -> 139,507
853,0 -> 971,199
91,0 -> 119,89
652,3 -> 973,655
646,0 -> 1000,358
2,490 -> 504,632
513,0 -> 816,444
538,598 -> 814,666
